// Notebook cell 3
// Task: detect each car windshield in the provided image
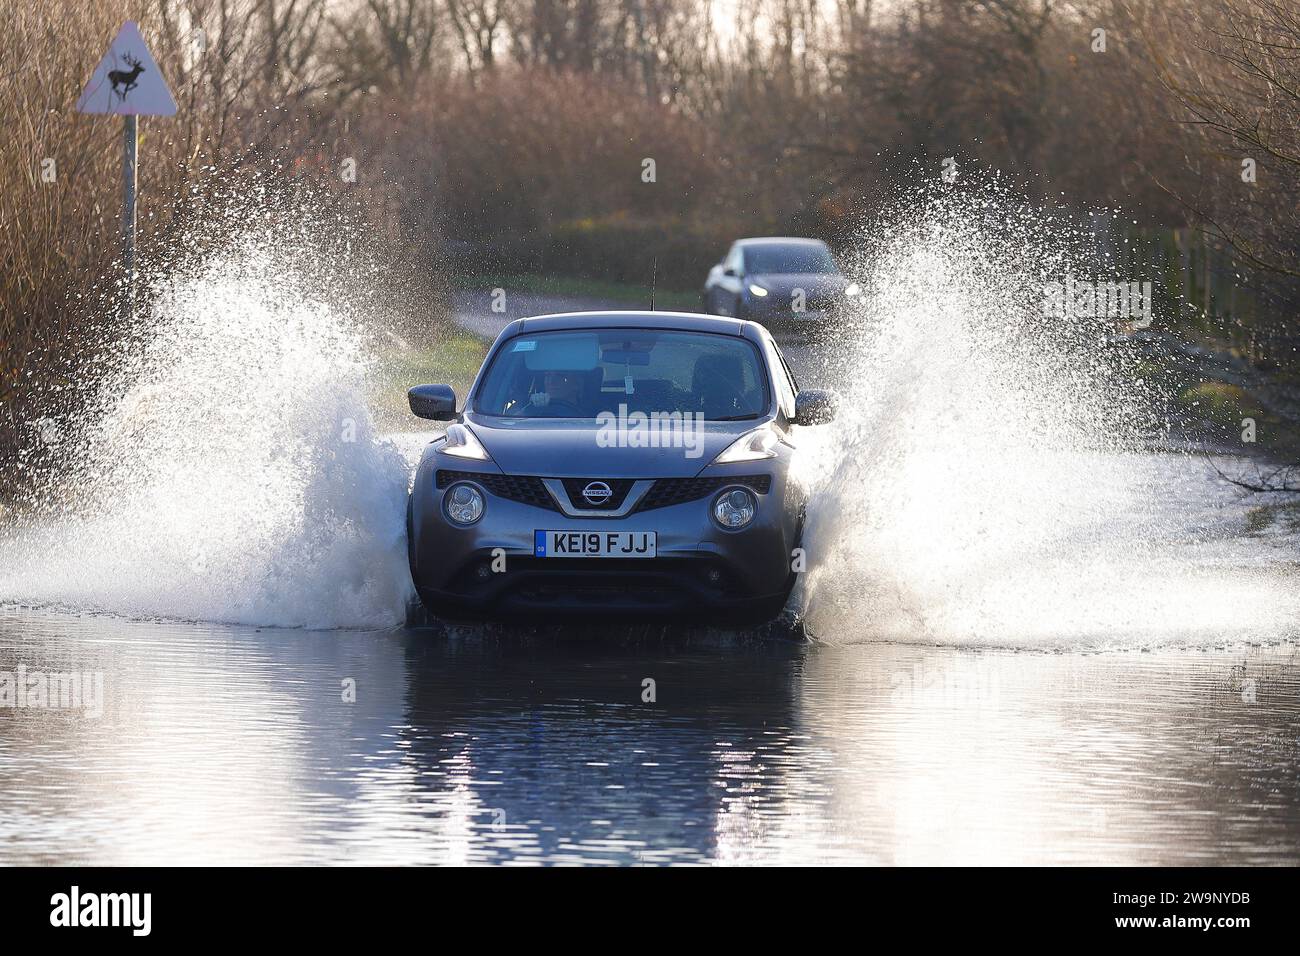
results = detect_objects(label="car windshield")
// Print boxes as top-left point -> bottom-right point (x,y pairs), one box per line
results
744,243 -> 837,275
474,329 -> 770,420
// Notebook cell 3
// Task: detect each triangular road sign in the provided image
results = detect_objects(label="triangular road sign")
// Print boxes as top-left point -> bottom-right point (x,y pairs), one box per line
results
77,21 -> 177,116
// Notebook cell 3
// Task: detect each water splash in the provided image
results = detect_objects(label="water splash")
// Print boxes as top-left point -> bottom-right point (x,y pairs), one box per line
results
800,186 -> 1300,649
0,231 -> 412,629
4,183 -> 1297,643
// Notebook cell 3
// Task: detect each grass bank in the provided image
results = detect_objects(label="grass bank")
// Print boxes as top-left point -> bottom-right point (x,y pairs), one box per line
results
372,329 -> 489,430
451,272 -> 701,313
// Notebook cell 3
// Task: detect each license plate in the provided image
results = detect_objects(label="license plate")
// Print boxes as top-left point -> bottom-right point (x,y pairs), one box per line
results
534,531 -> 657,558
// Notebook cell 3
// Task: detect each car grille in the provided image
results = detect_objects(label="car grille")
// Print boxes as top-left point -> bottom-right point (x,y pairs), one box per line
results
559,477 -> 637,510
436,470 -> 771,514
634,474 -> 772,512
436,470 -> 558,511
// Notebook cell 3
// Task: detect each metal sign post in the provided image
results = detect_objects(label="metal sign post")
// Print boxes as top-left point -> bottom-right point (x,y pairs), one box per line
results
122,114 -> 138,320
76,22 -> 177,323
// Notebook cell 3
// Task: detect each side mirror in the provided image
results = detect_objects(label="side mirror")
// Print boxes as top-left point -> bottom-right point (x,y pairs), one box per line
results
794,388 -> 837,425
408,384 -> 458,421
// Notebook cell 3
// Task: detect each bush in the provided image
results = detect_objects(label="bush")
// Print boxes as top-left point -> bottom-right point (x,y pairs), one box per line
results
369,69 -> 752,290
538,215 -> 726,291
0,5 -> 439,501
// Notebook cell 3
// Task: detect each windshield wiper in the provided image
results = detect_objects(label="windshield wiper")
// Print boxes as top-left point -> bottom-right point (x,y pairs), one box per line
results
710,413 -> 760,421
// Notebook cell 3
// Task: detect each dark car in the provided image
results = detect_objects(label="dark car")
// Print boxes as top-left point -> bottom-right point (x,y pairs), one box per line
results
405,311 -> 837,625
702,237 -> 858,332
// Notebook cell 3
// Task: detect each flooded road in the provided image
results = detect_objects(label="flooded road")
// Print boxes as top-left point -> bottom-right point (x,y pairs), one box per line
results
4,209 -> 1300,865
1,609 -> 1296,865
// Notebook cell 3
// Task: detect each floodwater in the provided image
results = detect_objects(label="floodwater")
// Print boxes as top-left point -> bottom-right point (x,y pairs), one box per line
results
1,610 -> 1297,865
3,196 -> 1300,864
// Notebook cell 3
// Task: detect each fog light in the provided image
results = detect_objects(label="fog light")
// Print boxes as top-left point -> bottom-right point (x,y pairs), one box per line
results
444,482 -> 485,525
712,487 -> 757,529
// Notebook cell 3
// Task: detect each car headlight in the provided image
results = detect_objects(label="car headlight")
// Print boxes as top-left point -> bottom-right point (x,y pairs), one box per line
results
748,284 -> 769,297
712,425 -> 780,463
713,487 -> 758,529
844,282 -> 862,297
441,423 -> 491,460
443,482 -> 485,525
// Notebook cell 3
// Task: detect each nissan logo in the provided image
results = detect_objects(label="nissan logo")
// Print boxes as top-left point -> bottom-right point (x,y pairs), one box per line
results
582,481 -> 613,505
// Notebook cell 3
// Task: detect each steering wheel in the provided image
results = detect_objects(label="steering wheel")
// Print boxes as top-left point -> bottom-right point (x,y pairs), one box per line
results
535,397 -> 584,416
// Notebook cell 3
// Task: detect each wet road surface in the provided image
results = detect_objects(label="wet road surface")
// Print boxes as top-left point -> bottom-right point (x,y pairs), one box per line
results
2,291 -> 1298,865
1,610 -> 1296,865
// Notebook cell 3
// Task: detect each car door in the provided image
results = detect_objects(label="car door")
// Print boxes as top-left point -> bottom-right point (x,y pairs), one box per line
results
703,248 -> 731,312
713,243 -> 744,315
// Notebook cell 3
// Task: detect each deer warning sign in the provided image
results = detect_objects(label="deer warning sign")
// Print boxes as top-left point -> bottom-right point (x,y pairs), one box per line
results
76,21 -> 176,116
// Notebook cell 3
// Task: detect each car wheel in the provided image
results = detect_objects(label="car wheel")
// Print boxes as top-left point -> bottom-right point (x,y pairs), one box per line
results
405,495 -> 433,615
404,593 -> 432,627
405,494 -> 416,575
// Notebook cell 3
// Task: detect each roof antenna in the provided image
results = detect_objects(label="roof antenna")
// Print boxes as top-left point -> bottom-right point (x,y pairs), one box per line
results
650,256 -> 657,311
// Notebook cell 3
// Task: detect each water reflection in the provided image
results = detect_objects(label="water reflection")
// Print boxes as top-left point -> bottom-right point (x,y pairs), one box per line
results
0,608 -> 1296,864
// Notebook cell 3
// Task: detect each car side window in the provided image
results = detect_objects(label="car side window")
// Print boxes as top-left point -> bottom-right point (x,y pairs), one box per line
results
776,344 -> 800,395
725,244 -> 743,276
762,334 -> 797,420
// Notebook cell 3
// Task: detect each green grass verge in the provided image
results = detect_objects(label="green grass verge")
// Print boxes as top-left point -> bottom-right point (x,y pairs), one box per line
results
371,329 -> 489,429
1178,381 -> 1265,429
1130,352 -> 1300,461
1175,380 -> 1300,460
1246,500 -> 1300,535
451,272 -> 701,313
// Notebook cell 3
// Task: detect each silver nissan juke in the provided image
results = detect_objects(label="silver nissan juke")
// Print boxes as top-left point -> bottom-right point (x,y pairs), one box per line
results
405,311 -> 837,624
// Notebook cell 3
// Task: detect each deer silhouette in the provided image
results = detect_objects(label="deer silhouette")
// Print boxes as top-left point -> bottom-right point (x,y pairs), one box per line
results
108,54 -> 145,100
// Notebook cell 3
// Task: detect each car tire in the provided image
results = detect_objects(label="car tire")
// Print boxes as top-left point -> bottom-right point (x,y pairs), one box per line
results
405,494 -> 416,575
404,496 -> 436,627
404,593 -> 432,627
405,495 -> 435,618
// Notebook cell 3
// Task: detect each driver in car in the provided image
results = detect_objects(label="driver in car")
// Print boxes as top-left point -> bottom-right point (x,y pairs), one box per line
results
528,369 -> 586,415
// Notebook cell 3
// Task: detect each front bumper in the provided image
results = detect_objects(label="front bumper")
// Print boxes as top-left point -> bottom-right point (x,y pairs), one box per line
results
419,554 -> 787,619
409,463 -> 802,621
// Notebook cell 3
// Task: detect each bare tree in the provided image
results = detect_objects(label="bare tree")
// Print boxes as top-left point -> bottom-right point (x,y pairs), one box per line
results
329,0 -> 442,95
1139,0 -> 1300,279
446,0 -> 510,79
